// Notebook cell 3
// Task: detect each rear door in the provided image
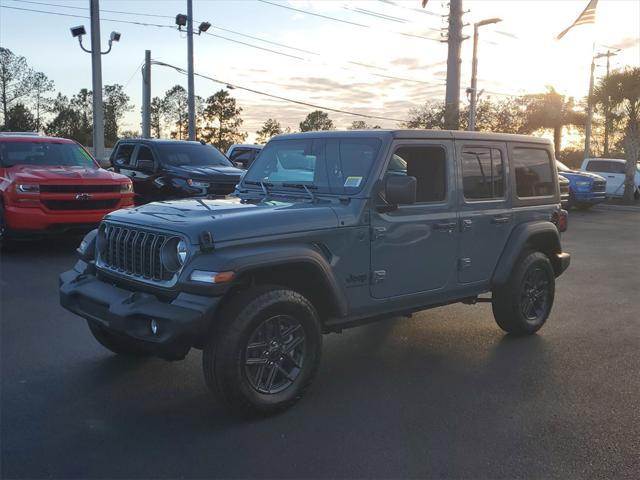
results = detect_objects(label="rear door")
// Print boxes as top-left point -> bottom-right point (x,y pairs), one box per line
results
370,140 -> 458,299
456,141 -> 512,284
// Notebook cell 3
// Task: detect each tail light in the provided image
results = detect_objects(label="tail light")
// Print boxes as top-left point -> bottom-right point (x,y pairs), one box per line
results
552,209 -> 568,232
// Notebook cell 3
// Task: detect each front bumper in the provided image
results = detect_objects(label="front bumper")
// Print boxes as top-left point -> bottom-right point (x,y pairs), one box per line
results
59,262 -> 221,359
573,191 -> 607,204
554,252 -> 571,277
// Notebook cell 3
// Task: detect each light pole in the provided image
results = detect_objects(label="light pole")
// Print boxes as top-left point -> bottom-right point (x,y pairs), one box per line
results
69,0 -> 120,163
467,17 -> 502,131
176,5 -> 211,141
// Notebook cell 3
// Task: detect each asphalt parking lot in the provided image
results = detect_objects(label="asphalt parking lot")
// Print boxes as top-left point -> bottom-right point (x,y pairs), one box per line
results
1,206 -> 639,479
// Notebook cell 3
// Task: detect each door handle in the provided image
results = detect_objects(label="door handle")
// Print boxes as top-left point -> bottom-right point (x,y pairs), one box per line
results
434,222 -> 457,231
491,215 -> 511,224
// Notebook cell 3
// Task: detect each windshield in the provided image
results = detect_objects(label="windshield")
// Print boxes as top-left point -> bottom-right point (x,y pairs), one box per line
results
556,160 -> 571,172
0,141 -> 96,168
242,137 -> 381,195
159,143 -> 232,167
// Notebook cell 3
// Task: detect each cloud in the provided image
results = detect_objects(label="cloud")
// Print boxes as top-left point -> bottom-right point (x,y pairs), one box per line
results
608,37 -> 640,50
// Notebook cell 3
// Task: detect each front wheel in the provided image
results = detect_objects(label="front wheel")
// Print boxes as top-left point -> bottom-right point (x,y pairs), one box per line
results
492,252 -> 555,335
203,286 -> 322,416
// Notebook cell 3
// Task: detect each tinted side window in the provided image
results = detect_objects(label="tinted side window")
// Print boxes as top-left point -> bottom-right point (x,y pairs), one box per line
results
389,146 -> 446,203
113,144 -> 135,166
136,146 -> 154,162
513,147 -> 554,197
230,148 -> 252,163
462,147 -> 504,200
586,160 -> 609,172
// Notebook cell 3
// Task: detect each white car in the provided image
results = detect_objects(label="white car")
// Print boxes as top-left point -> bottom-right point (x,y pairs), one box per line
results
581,158 -> 640,198
226,144 -> 263,169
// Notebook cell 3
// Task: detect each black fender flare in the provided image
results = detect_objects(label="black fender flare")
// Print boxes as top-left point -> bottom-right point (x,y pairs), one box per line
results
491,221 -> 563,287
199,243 -> 348,318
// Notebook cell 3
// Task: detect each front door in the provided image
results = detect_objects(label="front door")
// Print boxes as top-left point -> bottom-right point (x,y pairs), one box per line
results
128,145 -> 161,202
456,141 -> 512,284
370,141 -> 458,299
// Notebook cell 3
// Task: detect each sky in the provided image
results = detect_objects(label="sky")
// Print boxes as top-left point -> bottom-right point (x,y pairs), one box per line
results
1,0 -> 639,142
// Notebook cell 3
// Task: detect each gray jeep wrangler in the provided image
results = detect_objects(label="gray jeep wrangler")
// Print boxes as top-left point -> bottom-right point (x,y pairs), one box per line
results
60,130 -> 570,414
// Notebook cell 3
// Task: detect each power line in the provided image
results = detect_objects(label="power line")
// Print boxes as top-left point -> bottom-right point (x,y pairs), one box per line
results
152,60 -> 408,123
2,2 -> 446,87
257,0 -> 442,42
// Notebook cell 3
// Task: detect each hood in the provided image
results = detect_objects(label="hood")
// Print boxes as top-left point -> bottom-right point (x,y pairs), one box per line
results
164,164 -> 243,181
561,170 -> 605,182
5,165 -> 128,183
105,197 -> 339,243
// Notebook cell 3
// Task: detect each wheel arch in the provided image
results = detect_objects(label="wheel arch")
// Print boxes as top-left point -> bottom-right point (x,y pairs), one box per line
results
492,221 -> 563,286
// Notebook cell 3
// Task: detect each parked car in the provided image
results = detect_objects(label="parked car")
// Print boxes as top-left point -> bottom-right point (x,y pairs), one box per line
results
61,130 -> 570,415
556,160 -> 606,209
110,139 -> 244,204
226,143 -> 263,169
0,134 -> 133,245
558,174 -> 570,207
581,157 -> 640,199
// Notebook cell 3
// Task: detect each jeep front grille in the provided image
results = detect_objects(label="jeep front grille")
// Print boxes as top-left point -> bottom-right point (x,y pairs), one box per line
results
99,224 -> 174,282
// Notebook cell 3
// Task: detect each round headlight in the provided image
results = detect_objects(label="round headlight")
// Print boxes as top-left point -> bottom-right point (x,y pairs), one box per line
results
177,239 -> 187,265
160,237 -> 188,273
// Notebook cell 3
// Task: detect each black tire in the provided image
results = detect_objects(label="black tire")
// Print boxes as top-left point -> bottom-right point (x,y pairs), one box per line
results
203,285 -> 322,416
87,321 -> 150,356
492,251 -> 555,336
0,199 -> 8,250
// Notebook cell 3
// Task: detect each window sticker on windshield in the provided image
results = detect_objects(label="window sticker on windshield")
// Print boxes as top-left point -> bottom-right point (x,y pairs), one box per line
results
344,176 -> 362,188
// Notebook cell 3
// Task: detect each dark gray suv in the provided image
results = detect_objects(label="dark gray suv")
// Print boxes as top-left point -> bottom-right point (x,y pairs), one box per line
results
60,130 -> 570,415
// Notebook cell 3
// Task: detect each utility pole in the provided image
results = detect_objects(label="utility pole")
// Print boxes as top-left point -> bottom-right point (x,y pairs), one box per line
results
142,50 -> 151,138
89,0 -> 105,162
584,56 -> 596,159
467,17 -> 502,131
444,0 -> 463,130
187,0 -> 196,141
601,49 -> 618,156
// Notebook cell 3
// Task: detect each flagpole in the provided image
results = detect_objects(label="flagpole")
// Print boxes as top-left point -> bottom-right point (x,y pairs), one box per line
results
584,40 -> 596,159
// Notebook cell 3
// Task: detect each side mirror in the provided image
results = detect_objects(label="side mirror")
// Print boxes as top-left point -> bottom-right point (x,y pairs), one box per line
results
234,161 -> 245,169
385,175 -> 417,206
136,159 -> 154,172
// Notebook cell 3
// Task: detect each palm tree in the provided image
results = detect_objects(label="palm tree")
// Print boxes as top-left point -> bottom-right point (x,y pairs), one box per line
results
522,87 -> 586,155
594,67 -> 640,203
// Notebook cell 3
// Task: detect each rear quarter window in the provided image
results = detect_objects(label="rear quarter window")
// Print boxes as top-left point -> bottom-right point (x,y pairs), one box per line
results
513,147 -> 554,198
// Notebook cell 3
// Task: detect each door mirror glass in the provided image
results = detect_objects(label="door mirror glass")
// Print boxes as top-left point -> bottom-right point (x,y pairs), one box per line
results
385,175 -> 416,205
136,159 -> 154,172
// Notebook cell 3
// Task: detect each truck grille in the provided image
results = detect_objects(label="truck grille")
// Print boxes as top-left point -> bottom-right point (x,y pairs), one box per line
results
42,199 -> 119,211
99,224 -> 174,282
40,184 -> 120,193
593,180 -> 606,193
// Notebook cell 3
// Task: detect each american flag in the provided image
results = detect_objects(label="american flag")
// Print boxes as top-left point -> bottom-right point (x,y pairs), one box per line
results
556,0 -> 598,40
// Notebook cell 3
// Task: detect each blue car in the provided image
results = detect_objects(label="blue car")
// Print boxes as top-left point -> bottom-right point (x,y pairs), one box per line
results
557,160 -> 607,209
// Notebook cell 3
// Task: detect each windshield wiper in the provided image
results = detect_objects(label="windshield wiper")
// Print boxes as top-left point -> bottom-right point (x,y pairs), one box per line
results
282,183 -> 318,202
244,180 -> 272,198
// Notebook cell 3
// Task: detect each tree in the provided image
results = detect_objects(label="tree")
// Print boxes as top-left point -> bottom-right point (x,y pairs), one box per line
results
149,96 -> 167,138
119,130 -> 140,139
3,103 -> 36,131
256,118 -> 282,143
404,102 -> 446,129
348,120 -> 381,129
45,93 -> 88,144
30,72 -> 54,132
594,67 -> 640,203
0,48 -> 35,126
103,84 -> 132,147
164,85 -> 188,139
299,110 -> 333,132
522,87 -> 585,154
201,90 -> 247,151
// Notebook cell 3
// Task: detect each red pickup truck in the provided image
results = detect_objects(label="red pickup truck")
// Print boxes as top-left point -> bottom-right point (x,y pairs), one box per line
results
0,134 -> 134,244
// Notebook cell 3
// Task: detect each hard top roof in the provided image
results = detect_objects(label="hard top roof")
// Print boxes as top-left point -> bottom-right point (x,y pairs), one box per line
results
273,129 -> 551,145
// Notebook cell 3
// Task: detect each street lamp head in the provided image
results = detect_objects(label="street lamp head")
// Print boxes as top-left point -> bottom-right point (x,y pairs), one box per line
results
110,31 -> 121,42
175,14 -> 188,27
198,22 -> 211,33
476,17 -> 502,27
70,25 -> 86,38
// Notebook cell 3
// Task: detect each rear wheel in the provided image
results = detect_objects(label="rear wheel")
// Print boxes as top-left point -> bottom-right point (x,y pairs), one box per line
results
0,200 -> 8,249
203,286 -> 322,416
87,321 -> 150,356
492,252 -> 555,335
